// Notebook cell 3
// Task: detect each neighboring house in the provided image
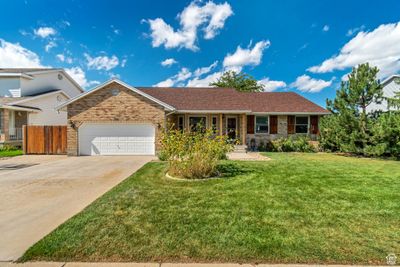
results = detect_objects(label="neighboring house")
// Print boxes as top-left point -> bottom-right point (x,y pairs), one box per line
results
0,68 -> 83,147
367,74 -> 400,113
58,79 -> 329,156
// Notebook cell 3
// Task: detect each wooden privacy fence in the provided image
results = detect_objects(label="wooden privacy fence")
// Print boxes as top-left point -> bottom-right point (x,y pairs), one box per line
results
23,125 -> 67,154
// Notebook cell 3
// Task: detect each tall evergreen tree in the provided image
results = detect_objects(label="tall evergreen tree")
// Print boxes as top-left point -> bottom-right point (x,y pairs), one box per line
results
387,77 -> 400,110
323,63 -> 383,153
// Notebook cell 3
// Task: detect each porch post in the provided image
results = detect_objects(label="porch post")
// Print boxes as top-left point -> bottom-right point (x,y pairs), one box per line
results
2,109 -> 9,141
219,113 -> 223,136
241,114 -> 246,145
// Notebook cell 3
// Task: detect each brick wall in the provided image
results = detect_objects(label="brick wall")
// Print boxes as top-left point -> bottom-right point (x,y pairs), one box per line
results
66,81 -> 165,156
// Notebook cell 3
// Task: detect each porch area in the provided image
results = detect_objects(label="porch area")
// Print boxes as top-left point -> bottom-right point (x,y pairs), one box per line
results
0,108 -> 28,147
168,113 -> 248,145
167,113 -> 320,149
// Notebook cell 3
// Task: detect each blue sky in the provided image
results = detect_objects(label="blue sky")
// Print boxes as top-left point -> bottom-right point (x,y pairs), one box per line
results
1,0 -> 400,107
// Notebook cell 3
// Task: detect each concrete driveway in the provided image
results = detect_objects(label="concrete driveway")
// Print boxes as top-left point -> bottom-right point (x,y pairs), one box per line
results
0,155 -> 154,261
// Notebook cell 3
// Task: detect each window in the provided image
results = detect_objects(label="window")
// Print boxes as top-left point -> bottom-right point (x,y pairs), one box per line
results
255,116 -> 269,133
177,116 -> 184,131
189,116 -> 206,132
211,116 -> 218,133
295,116 -> 308,133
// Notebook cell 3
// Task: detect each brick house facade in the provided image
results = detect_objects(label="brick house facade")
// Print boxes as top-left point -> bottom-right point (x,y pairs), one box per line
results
58,79 -> 329,156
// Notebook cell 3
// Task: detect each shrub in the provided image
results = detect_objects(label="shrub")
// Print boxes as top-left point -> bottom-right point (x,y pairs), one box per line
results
0,144 -> 19,151
159,127 -> 233,179
270,136 -> 316,153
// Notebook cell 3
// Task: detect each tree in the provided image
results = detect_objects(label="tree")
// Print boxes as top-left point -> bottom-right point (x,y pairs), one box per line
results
210,71 -> 264,92
321,63 -> 384,154
387,77 -> 400,110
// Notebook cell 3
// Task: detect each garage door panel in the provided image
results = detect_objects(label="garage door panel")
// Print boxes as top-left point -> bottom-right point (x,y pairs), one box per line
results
79,124 -> 155,156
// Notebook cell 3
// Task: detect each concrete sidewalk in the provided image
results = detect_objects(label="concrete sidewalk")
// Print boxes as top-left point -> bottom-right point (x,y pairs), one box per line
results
0,263 -> 386,267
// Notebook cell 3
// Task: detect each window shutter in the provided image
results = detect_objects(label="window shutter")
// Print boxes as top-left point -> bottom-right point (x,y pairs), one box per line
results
310,115 -> 319,134
270,115 -> 278,134
247,115 -> 254,134
287,115 -> 295,134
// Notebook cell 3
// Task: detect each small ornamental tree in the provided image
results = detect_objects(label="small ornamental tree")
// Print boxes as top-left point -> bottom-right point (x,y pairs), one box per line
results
159,126 -> 233,179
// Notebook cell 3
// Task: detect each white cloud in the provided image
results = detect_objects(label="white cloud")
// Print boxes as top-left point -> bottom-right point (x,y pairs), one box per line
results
84,53 -> 119,71
223,40 -> 270,71
56,54 -> 72,64
161,58 -> 178,67
56,54 -> 65,62
153,67 -> 192,87
322,25 -> 330,32
0,39 -> 44,67
290,75 -> 333,93
308,22 -> 400,78
121,58 -> 127,67
65,67 -> 99,88
346,25 -> 365,36
45,41 -> 57,52
186,71 -> 223,87
175,67 -> 192,82
154,78 -> 175,87
146,1 -> 233,50
258,78 -> 287,92
34,27 -> 56,38
194,60 -> 218,77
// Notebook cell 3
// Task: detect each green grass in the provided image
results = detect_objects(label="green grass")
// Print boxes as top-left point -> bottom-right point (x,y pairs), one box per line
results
21,153 -> 400,264
0,149 -> 22,157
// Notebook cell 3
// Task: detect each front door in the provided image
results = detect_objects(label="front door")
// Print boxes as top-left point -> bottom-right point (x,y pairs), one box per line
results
227,117 -> 237,140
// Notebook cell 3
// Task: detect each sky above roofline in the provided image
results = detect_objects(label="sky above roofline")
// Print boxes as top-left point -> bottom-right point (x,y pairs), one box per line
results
0,0 -> 400,107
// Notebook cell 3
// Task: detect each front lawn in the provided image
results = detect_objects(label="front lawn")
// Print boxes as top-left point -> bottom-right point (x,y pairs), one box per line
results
0,149 -> 23,157
21,153 -> 400,264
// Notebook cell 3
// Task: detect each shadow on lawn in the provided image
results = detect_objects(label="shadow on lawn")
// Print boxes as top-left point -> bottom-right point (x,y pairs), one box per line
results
217,162 -> 253,178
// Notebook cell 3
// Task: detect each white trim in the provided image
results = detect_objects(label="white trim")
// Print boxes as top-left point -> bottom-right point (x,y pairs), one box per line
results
250,111 -> 329,115
0,105 -> 39,112
56,79 -> 175,111
9,90 -> 71,105
177,110 -> 251,114
381,75 -> 400,87
0,73 -> 34,79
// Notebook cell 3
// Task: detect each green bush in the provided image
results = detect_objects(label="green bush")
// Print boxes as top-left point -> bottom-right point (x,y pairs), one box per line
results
270,136 -> 316,153
159,127 -> 233,179
0,144 -> 19,151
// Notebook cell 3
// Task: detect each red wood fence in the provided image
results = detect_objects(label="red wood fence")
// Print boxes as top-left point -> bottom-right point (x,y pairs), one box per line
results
23,125 -> 67,154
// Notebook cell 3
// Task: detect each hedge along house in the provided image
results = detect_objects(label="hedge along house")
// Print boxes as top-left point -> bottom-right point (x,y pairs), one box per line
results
58,79 -> 329,156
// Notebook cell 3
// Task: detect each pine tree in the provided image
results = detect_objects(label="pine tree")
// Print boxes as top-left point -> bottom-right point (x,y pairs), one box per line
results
323,63 -> 383,153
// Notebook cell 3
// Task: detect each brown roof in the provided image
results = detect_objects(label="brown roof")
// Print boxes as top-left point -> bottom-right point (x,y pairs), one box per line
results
137,87 -> 329,113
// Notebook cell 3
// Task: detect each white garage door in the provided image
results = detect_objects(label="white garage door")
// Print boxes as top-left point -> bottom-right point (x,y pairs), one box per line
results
79,123 -> 155,156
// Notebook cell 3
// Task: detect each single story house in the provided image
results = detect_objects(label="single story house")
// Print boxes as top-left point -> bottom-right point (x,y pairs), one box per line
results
58,79 -> 330,156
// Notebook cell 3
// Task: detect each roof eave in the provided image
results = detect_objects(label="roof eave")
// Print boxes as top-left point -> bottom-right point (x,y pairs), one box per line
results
0,104 -> 40,112
56,79 -> 176,111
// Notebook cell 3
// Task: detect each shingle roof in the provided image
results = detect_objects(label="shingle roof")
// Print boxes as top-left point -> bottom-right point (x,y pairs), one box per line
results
137,87 -> 329,113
